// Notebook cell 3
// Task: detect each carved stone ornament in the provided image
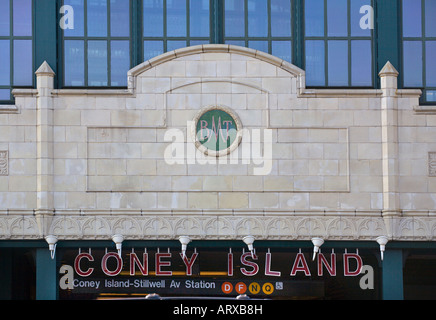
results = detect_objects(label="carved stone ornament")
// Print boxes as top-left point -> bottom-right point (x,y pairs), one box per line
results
429,152 -> 436,177
0,151 -> 8,176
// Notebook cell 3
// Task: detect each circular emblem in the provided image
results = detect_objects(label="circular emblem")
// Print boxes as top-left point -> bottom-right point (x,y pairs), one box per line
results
192,106 -> 243,157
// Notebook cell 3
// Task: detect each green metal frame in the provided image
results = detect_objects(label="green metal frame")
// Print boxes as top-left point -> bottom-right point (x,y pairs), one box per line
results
303,0 -> 375,88
0,0 -> 34,104
374,0 -> 400,89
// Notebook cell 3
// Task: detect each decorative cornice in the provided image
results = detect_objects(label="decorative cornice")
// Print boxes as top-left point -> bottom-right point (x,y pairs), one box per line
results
1,211 -> 436,242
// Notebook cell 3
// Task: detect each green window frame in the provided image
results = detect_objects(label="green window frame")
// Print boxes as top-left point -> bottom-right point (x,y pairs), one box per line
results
142,0 -> 213,62
402,0 -> 436,103
303,0 -> 374,88
222,0 -> 293,63
62,0 -> 132,88
0,0 -> 34,103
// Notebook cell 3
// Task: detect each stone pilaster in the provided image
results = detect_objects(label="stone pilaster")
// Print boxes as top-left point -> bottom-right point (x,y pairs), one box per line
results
379,62 -> 401,237
35,61 -> 55,236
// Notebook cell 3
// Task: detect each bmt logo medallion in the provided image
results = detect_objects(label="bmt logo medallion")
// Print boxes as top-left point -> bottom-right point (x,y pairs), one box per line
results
192,106 -> 243,157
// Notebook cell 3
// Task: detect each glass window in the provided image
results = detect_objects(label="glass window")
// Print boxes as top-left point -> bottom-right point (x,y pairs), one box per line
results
426,41 -> 436,87
224,0 -> 293,62
425,0 -> 436,37
305,0 -> 324,37
0,0 -> 33,101
327,0 -> 347,37
305,40 -> 325,86
13,39 -> 33,86
0,0 -> 10,37
0,40 -> 10,86
304,0 -> 373,87
64,40 -> 85,87
351,40 -> 372,86
402,0 -> 422,38
402,0 -> 436,102
143,0 -> 211,61
328,40 -> 348,86
427,90 -> 436,102
63,0 -> 130,87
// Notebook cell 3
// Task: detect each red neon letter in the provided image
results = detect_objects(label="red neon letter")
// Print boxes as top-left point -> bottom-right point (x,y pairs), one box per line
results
155,253 -> 172,276
344,253 -> 363,276
240,252 -> 259,276
228,252 -> 233,276
101,252 -> 123,277
180,252 -> 198,276
317,253 -> 337,276
130,252 -> 148,276
74,253 -> 94,277
290,253 -> 311,276
265,252 -> 281,277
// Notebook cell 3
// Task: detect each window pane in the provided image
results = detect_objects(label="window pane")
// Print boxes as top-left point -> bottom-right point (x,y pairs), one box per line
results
248,41 -> 268,53
305,0 -> 324,37
226,40 -> 245,47
351,40 -> 372,86
403,41 -> 423,87
272,41 -> 292,62
88,0 -> 107,37
167,0 -> 187,37
327,0 -> 347,37
13,40 -> 32,86
350,0 -> 372,36
306,40 -> 325,86
167,40 -> 187,51
190,0 -> 210,37
0,89 -> 10,100
427,90 -> 436,102
144,40 -> 163,61
64,0 -> 84,37
328,40 -> 348,86
190,40 -> 210,46
0,0 -> 10,36
225,0 -> 245,37
13,0 -> 32,36
65,40 -> 85,86
111,40 -> 129,86
248,0 -> 268,37
144,0 -> 164,37
111,0 -> 130,37
88,40 -> 108,86
0,40 -> 10,86
403,0 -> 422,37
271,0 -> 291,37
425,0 -> 436,37
426,41 -> 436,87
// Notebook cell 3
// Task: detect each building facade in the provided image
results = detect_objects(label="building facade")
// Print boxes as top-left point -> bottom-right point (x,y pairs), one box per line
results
0,0 -> 436,300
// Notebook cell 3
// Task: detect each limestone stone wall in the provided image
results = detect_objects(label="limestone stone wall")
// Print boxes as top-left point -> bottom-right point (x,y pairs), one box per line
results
0,45 -> 434,241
